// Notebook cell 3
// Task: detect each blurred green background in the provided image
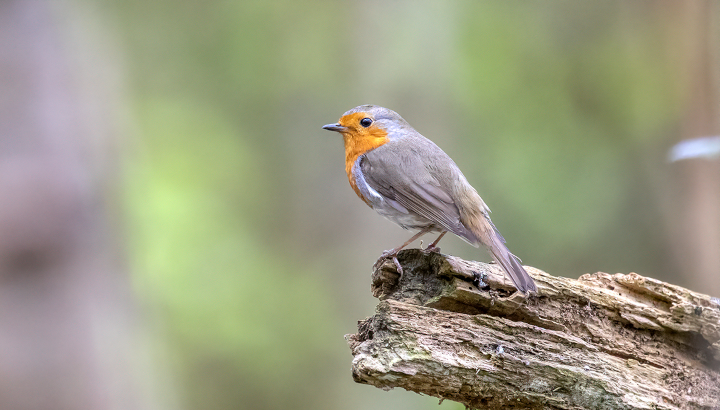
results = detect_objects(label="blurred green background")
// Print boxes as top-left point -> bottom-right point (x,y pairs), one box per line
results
19,1 -> 717,409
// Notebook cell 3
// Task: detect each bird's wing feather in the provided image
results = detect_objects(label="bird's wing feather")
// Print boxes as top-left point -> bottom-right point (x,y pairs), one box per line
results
361,142 -> 478,244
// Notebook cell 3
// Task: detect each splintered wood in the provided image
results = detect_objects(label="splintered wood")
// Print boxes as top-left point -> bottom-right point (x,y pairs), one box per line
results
345,250 -> 720,410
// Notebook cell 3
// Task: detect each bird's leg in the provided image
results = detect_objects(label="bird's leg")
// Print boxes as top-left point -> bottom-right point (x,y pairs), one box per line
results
373,226 -> 434,274
423,231 -> 447,253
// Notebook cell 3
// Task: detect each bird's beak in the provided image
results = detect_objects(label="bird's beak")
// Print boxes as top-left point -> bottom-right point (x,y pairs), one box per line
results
322,123 -> 347,133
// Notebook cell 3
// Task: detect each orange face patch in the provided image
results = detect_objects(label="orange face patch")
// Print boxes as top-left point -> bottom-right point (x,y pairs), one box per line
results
337,112 -> 389,205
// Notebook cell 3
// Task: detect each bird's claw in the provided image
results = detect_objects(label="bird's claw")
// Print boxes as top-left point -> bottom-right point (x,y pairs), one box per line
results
392,255 -> 403,276
422,244 -> 441,253
373,250 -> 404,276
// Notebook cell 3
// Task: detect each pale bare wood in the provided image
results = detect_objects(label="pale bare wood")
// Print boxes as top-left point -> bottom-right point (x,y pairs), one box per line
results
346,249 -> 720,410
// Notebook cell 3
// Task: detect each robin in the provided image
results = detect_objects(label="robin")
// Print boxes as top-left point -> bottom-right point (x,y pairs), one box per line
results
322,105 -> 537,293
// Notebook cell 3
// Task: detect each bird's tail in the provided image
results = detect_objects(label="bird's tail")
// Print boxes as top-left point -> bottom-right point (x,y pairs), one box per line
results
485,221 -> 537,293
454,184 -> 537,293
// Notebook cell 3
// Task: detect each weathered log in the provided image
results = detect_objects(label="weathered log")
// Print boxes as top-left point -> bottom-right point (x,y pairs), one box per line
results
345,249 -> 720,410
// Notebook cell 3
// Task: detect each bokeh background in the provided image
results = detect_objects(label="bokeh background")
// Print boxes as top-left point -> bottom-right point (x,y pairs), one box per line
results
0,1 -> 718,409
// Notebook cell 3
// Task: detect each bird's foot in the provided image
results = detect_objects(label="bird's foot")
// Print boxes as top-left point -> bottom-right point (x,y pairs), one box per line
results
373,249 -> 403,276
422,244 -> 441,253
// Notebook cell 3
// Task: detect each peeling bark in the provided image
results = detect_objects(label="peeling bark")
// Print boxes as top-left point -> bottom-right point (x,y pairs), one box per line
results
346,249 -> 720,410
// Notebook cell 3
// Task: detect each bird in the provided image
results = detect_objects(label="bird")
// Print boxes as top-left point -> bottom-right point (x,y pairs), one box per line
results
322,105 -> 537,293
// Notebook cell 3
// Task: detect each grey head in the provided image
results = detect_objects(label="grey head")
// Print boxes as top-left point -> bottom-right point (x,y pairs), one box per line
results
340,104 -> 417,140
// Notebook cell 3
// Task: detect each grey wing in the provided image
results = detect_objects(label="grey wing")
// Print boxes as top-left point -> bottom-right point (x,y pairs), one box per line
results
360,147 -> 479,245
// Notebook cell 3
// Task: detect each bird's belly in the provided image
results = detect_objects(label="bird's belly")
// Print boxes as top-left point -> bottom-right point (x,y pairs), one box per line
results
371,201 -> 440,231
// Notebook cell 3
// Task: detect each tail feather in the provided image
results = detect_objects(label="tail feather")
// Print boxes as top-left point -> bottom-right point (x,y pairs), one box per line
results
454,185 -> 537,293
487,226 -> 537,293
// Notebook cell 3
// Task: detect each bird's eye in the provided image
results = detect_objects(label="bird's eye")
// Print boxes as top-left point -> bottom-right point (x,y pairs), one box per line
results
360,118 -> 372,128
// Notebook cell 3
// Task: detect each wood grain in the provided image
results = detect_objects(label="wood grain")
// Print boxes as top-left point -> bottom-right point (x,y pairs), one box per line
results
346,249 -> 720,409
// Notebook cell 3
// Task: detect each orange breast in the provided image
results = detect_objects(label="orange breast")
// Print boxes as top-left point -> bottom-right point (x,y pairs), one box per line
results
340,113 -> 389,205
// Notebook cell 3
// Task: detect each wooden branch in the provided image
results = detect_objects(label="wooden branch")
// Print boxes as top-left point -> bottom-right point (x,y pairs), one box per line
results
345,249 -> 720,410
